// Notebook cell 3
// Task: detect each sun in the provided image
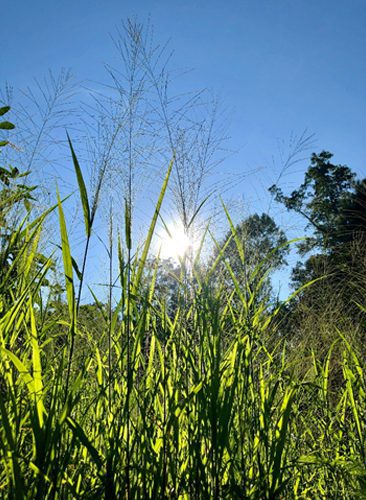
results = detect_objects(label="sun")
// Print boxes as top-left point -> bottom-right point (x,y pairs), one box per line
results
157,220 -> 195,261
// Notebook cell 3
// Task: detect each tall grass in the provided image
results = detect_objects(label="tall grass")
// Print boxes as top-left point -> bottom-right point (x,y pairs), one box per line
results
0,152 -> 365,498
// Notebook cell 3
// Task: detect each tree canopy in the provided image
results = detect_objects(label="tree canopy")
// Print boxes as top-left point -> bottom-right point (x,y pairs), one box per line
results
212,212 -> 288,304
269,151 -> 356,254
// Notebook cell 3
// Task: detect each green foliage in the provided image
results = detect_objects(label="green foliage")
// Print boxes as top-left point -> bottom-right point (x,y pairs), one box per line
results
270,151 -> 356,253
270,150 -> 366,295
0,107 -> 47,316
212,212 -> 288,306
67,134 -> 91,238
337,178 -> 366,245
0,107 -> 36,227
0,142 -> 364,498
270,151 -> 366,376
142,257 -> 181,315
220,212 -> 288,271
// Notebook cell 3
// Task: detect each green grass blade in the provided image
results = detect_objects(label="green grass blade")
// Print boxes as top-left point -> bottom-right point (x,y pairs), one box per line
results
29,299 -> 44,428
57,188 -> 75,325
67,133 -> 91,238
134,156 -> 174,291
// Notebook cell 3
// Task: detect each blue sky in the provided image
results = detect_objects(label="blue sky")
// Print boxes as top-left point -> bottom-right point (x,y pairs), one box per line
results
2,0 -> 366,297
3,0 -> 366,165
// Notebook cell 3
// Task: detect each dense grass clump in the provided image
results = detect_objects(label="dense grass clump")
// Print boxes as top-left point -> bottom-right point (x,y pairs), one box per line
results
0,155 -> 365,499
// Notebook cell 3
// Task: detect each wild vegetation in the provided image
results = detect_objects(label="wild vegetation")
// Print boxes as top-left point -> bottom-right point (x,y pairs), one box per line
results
0,101 -> 365,499
1,19 -> 366,499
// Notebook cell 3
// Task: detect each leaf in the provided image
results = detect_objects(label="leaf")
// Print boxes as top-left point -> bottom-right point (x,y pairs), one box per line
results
134,156 -> 174,291
0,394 -> 25,495
146,334 -> 156,390
0,105 -> 10,116
95,348 -> 103,387
221,199 -> 245,265
0,140 -> 9,147
187,193 -> 211,230
57,188 -> 75,326
67,133 -> 91,238
66,417 -> 103,469
88,287 -> 109,324
206,228 -> 233,280
0,121 -> 15,130
158,213 -> 173,239
71,256 -> 83,281
1,347 -> 35,393
29,300 -> 44,428
270,388 -> 295,495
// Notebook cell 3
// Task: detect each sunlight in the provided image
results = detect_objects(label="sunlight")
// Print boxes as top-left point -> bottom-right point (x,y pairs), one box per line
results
158,220 -> 196,261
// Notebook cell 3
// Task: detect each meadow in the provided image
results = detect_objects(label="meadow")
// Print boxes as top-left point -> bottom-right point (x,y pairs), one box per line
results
0,133 -> 365,498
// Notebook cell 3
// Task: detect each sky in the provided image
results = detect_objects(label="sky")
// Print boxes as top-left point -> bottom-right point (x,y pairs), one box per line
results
2,0 -> 366,298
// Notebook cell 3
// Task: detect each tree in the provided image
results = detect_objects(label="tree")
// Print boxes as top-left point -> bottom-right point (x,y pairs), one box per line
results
270,150 -> 366,355
212,213 -> 288,305
269,151 -> 356,254
337,178 -> 366,245
269,151 -> 362,287
290,176 -> 366,298
141,257 -> 181,315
